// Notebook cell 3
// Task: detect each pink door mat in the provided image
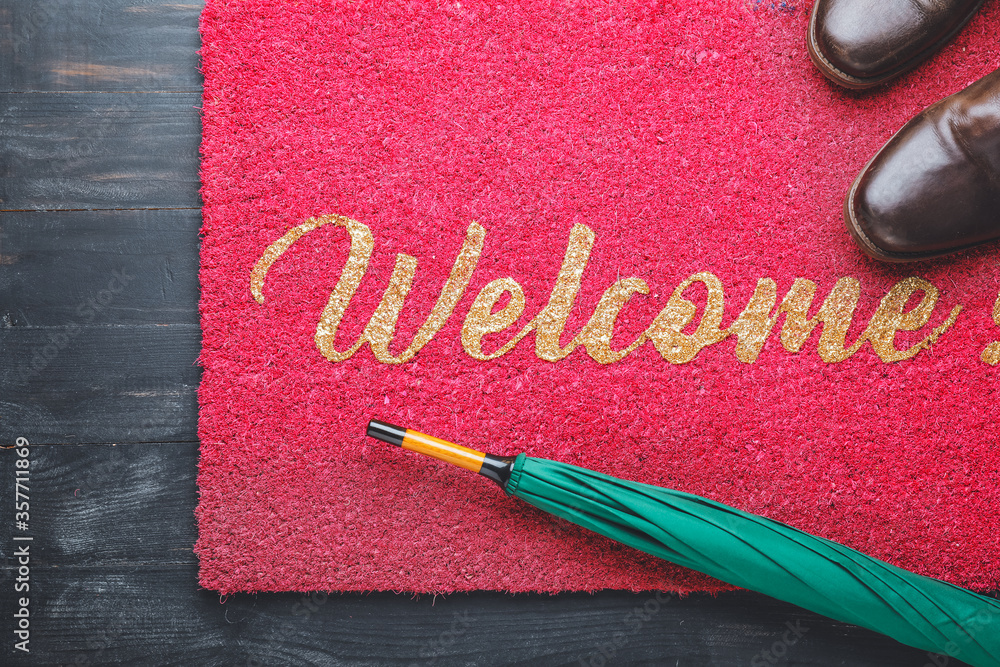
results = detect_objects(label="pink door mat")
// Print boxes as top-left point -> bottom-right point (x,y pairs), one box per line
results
196,0 -> 1000,594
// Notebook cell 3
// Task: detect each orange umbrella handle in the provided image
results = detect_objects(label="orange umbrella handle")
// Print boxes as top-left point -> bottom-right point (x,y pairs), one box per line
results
367,419 -> 516,487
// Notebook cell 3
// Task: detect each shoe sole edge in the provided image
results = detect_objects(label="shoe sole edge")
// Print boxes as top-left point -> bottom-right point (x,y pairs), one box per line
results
843,151 -> 987,263
806,0 -> 987,90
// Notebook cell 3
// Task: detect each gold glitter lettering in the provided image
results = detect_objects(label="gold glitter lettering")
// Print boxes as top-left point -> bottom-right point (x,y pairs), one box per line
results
254,216 -> 968,367
725,278 -> 822,363
982,290 -> 1000,366
646,272 -> 726,364
812,277 -> 864,363
250,214 -> 362,305
774,278 -> 821,352
524,224 -> 595,362
724,277 -> 868,362
311,218 -> 376,362
863,276 -> 961,362
362,254 -> 418,363
577,278 -> 650,364
251,215 -> 483,364
364,222 -> 486,364
461,278 -> 527,360
244,214 -> 379,362
726,278 -> 779,363
755,277 -> 864,362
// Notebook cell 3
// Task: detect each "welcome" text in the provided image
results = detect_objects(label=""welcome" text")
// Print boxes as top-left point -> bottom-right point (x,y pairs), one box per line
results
251,215 -> 963,366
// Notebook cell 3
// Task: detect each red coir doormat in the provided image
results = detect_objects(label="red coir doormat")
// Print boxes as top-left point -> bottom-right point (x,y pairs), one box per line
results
196,0 -> 1000,594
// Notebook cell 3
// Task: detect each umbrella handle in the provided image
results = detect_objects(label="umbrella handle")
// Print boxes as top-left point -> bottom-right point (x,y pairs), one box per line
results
367,419 -> 516,487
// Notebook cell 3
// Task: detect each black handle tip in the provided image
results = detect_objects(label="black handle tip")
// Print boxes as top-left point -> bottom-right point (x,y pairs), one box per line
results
366,419 -> 407,447
480,453 -> 517,488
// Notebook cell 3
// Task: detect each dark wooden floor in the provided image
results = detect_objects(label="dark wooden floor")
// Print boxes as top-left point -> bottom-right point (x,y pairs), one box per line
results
0,2 -> 984,665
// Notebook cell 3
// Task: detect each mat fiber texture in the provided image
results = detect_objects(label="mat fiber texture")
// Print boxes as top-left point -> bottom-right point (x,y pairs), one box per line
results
196,0 -> 1000,594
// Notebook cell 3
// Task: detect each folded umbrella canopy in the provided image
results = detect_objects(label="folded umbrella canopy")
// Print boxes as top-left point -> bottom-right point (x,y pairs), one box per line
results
366,419 -> 1000,667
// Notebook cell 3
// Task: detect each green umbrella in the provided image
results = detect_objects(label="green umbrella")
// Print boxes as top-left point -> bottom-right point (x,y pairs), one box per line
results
366,419 -> 1000,667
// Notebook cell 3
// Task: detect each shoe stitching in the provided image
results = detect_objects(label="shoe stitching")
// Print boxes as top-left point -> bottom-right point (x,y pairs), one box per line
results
808,0 -> 987,89
848,185 -> 972,262
807,9 -> 870,86
811,42 -> 868,86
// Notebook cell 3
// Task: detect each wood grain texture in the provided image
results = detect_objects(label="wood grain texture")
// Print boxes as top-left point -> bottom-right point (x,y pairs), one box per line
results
0,209 -> 200,327
0,92 -> 202,210
0,444 -> 977,666
0,442 -> 197,567
0,324 -> 200,444
0,1 -> 987,665
0,0 -> 204,93
0,564 -> 948,667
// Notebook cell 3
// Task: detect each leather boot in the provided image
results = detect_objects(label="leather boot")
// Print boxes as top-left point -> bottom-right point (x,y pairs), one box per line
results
808,0 -> 985,89
845,67 -> 1000,262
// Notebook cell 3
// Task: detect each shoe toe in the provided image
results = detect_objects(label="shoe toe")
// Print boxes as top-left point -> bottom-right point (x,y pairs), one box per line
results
850,125 -> 952,256
813,0 -> 925,80
848,105 -> 1000,261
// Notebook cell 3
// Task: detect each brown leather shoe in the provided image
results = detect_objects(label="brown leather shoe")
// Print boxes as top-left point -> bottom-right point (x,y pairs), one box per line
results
845,68 -> 1000,262
808,0 -> 985,89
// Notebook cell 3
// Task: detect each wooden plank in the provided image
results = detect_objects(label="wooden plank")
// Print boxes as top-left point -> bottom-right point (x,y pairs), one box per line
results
0,1 -> 988,664
0,324 -> 200,444
0,442 -> 975,665
0,564 -> 951,666
0,0 -> 204,93
0,442 -> 197,566
0,92 -> 202,210
0,209 -> 200,327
